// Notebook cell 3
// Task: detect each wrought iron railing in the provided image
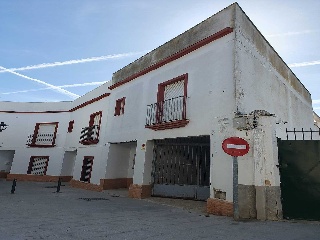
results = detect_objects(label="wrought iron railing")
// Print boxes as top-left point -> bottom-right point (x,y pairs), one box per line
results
285,128 -> 320,140
80,125 -> 99,143
146,96 -> 186,126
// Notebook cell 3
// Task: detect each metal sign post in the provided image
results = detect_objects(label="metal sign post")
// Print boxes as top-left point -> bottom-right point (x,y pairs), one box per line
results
222,137 -> 250,220
232,156 -> 239,219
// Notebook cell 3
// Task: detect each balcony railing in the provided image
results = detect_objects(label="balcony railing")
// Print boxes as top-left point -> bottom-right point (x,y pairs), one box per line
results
80,125 -> 99,145
146,96 -> 189,130
26,133 -> 56,147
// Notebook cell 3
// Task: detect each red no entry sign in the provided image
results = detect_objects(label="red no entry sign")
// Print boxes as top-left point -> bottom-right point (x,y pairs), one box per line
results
222,137 -> 249,157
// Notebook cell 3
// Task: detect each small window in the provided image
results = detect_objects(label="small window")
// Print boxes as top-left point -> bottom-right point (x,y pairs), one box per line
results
80,156 -> 94,183
114,97 -> 126,116
80,112 -> 102,145
68,120 -> 74,133
27,122 -> 58,147
27,156 -> 49,175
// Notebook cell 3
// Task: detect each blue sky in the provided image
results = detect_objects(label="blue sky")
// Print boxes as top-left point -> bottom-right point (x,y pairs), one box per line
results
0,0 -> 319,115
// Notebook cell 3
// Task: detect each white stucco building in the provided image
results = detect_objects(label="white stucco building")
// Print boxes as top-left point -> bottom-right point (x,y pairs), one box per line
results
0,3 -> 317,220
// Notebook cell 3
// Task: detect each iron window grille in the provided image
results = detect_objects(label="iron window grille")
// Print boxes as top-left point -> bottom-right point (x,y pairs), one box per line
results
26,122 -> 58,147
114,97 -> 126,116
27,156 -> 49,175
68,120 -> 74,133
146,74 -> 189,129
80,111 -> 102,145
80,156 -> 94,183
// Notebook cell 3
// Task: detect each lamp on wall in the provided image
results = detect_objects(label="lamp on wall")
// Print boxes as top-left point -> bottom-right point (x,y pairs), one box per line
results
0,122 -> 8,132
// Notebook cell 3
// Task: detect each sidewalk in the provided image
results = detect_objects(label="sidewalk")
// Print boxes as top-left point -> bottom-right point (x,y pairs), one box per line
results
0,180 -> 319,240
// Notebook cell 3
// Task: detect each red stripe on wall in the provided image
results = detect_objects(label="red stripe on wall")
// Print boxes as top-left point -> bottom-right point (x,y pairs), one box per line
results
109,27 -> 233,90
69,93 -> 110,112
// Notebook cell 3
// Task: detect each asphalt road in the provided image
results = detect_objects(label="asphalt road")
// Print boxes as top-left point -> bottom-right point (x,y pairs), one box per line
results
0,180 -> 319,240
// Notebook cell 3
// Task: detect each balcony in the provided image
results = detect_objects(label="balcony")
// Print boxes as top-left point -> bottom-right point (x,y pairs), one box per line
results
80,125 -> 100,145
26,133 -> 56,147
145,96 -> 189,131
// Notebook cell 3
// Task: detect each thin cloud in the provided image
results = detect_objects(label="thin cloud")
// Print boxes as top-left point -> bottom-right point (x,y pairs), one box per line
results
0,51 -> 149,73
0,81 -> 107,95
0,66 -> 80,99
313,99 -> 320,104
266,30 -> 319,38
314,107 -> 320,110
288,60 -> 320,68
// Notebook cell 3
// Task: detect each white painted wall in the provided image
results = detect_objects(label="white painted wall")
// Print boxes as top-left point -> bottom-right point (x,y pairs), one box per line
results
105,142 -> 136,179
10,148 -> 65,175
61,150 -> 77,176
73,145 -> 109,185
105,33 -> 236,144
0,4 -> 316,208
0,102 -> 72,176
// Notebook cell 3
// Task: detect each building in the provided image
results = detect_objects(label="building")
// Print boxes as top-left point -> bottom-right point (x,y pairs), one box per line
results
0,3 -> 318,220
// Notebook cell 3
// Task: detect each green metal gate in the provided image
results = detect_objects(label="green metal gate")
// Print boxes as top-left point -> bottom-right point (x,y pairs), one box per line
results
278,128 -> 320,220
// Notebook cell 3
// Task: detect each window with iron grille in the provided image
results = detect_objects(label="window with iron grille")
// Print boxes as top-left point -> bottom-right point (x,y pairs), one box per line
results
80,156 -> 94,183
27,122 -> 58,147
27,156 -> 49,175
68,120 -> 74,133
80,112 -> 102,145
146,74 -> 189,129
114,97 -> 126,116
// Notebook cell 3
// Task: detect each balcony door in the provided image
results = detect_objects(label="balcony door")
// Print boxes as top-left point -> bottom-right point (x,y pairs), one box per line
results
157,74 -> 188,123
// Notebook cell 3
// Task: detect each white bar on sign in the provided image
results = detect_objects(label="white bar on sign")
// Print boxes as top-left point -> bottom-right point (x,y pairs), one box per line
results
226,144 -> 246,149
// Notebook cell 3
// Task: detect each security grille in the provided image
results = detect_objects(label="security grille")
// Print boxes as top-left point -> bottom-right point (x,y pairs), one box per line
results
35,124 -> 56,145
152,136 -> 210,200
80,112 -> 102,144
92,114 -> 101,139
27,123 -> 58,147
27,156 -> 49,175
80,156 -> 94,183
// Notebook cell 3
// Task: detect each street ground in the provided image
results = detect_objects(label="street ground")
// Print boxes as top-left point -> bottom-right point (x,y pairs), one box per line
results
0,180 -> 319,240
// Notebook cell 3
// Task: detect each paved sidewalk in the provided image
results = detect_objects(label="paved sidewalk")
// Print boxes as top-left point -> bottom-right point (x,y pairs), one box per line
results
0,180 -> 319,240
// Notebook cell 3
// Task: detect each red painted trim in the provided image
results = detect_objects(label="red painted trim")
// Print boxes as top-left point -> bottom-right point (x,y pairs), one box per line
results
69,93 -> 110,112
80,156 -> 94,183
114,97 -> 126,116
145,119 -> 189,131
80,111 -> 102,145
27,156 -> 50,175
0,110 -> 69,113
157,74 -> 188,122
68,120 -> 74,133
27,122 -> 59,147
109,27 -> 233,90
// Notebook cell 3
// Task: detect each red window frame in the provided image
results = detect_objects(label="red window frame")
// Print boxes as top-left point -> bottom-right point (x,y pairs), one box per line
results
114,97 -> 126,116
157,74 -> 188,122
80,111 -> 102,145
27,122 -> 59,148
157,73 -> 188,103
68,120 -> 74,133
27,156 -> 49,175
80,156 -> 94,183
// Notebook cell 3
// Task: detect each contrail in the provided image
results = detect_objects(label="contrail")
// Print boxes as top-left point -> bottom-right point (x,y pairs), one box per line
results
0,66 -> 80,99
266,30 -> 319,38
0,81 -> 107,95
0,51 -> 149,73
289,60 -> 320,68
